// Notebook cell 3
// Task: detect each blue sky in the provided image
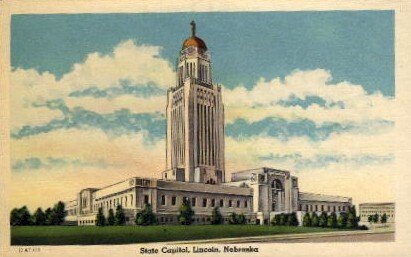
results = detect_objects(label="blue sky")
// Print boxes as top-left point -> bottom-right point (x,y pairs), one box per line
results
11,11 -> 394,96
10,11 -> 395,209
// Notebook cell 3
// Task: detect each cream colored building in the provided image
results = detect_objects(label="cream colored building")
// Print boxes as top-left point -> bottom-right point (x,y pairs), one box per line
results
65,22 -> 352,226
359,202 -> 395,223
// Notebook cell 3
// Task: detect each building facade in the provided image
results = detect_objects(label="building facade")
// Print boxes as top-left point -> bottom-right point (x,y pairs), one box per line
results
359,202 -> 395,223
164,21 -> 225,184
65,22 -> 353,226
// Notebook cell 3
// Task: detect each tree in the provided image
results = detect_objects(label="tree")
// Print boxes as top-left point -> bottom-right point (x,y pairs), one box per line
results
373,213 -> 379,223
287,212 -> 299,226
107,209 -> 115,225
52,201 -> 67,225
135,204 -> 157,226
32,208 -> 46,225
302,213 -> 311,227
10,208 -> 20,226
381,213 -> 388,224
311,212 -> 319,227
279,213 -> 287,226
237,213 -> 247,225
45,207 -> 54,225
318,212 -> 328,227
210,207 -> 223,225
178,198 -> 194,225
346,212 -> 356,228
348,206 -> 359,228
115,205 -> 126,225
17,206 -> 31,226
327,212 -> 337,228
228,212 -> 238,224
337,212 -> 348,228
271,214 -> 281,226
96,207 -> 106,226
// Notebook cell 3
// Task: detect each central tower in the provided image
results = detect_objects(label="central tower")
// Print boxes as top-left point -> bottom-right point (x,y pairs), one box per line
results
163,21 -> 225,184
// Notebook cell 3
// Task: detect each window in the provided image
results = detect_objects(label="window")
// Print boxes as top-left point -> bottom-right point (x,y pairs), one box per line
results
191,197 -> 196,207
229,200 -> 232,208
321,205 -> 324,211
144,195 -> 149,204
333,206 -> 336,212
125,197 -> 128,207
237,200 -> 240,208
202,198 -> 207,207
220,199 -> 224,207
172,196 -> 176,206
245,200 -> 248,208
327,206 -> 330,212
161,195 -> 166,205
211,199 -> 215,207
165,173 -> 167,179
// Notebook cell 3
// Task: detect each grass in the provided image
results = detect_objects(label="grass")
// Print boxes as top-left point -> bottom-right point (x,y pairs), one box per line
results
11,225 -> 349,245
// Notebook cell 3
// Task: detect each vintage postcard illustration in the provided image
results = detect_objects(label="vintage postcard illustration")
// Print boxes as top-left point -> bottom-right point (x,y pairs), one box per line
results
1,1 -> 410,257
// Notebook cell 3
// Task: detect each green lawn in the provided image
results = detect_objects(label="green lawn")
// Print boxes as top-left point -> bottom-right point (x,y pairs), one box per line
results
11,225 -> 348,245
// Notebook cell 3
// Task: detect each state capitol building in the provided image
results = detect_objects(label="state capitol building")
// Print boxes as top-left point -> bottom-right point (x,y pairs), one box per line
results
65,22 -> 352,226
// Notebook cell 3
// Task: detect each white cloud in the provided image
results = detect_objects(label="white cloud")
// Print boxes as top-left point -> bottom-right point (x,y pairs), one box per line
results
10,40 -> 174,129
223,69 -> 395,124
60,40 -> 174,91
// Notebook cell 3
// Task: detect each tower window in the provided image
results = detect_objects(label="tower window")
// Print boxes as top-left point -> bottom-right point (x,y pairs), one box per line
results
172,196 -> 176,206
211,199 -> 215,207
237,200 -> 240,208
220,199 -> 224,207
229,200 -> 232,208
202,198 -> 207,207
161,195 -> 166,205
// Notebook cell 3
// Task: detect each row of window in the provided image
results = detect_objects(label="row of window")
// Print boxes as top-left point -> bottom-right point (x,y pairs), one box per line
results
360,214 -> 394,218
157,216 -> 252,223
160,195 -> 248,209
300,204 -> 347,212
79,220 -> 94,225
360,211 -> 395,215
93,194 -> 134,211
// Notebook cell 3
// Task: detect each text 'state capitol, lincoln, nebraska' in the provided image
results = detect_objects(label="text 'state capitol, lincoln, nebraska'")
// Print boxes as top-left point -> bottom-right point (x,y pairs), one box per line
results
65,22 -> 352,226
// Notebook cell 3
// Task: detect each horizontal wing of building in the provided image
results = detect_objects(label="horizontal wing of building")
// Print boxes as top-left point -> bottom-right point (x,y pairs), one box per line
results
299,192 -> 351,203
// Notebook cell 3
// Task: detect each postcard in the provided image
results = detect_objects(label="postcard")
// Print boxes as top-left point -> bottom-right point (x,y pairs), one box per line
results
1,1 -> 410,257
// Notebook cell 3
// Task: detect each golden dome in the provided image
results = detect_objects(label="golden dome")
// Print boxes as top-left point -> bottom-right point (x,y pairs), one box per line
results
182,20 -> 207,51
182,36 -> 207,51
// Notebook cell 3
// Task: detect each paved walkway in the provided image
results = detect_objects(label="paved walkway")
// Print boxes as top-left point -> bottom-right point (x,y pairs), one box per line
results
169,229 -> 395,244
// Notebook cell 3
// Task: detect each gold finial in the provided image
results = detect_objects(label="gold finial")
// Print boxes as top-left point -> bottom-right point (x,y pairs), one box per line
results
190,20 -> 196,37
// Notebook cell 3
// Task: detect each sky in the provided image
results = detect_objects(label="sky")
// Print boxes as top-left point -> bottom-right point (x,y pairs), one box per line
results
10,11 -> 395,211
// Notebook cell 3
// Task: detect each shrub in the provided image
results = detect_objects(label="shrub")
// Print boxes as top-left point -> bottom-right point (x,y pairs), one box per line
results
287,212 -> 299,226
107,209 -> 115,225
135,204 -> 157,226
210,207 -> 223,225
96,208 -> 106,226
115,205 -> 126,225
318,212 -> 328,227
381,213 -> 387,224
327,212 -> 337,228
271,214 -> 281,226
311,212 -> 319,227
178,198 -> 194,225
337,212 -> 348,228
302,213 -> 311,227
